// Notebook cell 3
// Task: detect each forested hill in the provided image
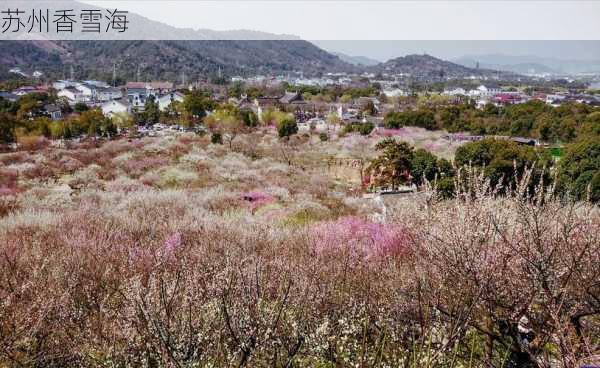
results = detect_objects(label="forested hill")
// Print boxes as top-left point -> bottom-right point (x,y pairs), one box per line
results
372,54 -> 522,80
0,40 -> 358,82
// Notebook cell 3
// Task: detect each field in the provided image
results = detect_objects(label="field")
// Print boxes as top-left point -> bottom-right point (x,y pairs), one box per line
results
0,128 -> 598,367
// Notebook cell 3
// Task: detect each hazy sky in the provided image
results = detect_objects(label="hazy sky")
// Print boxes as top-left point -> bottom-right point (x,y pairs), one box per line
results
76,1 -> 600,60
83,1 -> 600,38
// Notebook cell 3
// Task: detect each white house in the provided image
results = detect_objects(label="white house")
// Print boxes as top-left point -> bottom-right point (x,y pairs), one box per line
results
383,88 -> 407,97
474,84 -> 502,97
96,87 -> 123,102
443,87 -> 466,96
53,80 -> 75,91
545,94 -> 566,106
75,83 -> 96,99
158,92 -> 185,111
101,100 -> 129,118
58,87 -> 88,104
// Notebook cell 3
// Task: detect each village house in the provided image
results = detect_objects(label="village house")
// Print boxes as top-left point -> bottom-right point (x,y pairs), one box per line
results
443,87 -> 466,96
75,83 -> 97,100
58,87 -> 88,104
44,104 -> 62,120
279,91 -> 306,106
253,96 -> 281,120
383,88 -> 407,97
96,87 -> 123,102
545,94 -> 566,106
493,92 -> 526,105
355,96 -> 381,114
0,91 -> 18,102
158,91 -> 185,111
469,84 -> 502,98
53,80 -> 75,91
9,67 -> 27,77
13,86 -> 42,96
101,100 -> 129,118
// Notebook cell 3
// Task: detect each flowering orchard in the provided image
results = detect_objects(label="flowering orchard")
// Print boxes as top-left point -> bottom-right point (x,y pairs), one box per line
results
0,131 -> 598,367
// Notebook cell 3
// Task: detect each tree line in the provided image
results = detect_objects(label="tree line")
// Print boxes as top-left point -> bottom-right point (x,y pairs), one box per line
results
384,100 -> 600,143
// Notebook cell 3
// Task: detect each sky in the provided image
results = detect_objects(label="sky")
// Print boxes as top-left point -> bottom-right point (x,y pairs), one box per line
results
80,0 -> 600,60
81,1 -> 600,37
9,0 -> 600,60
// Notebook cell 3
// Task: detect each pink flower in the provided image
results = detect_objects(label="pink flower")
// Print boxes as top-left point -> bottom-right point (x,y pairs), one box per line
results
242,191 -> 277,212
0,186 -> 18,197
311,216 -> 410,260
377,128 -> 402,137
164,232 -> 182,255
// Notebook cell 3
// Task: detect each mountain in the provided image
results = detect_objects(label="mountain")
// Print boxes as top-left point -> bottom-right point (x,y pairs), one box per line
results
0,2 -> 525,83
331,52 -> 380,67
454,54 -> 600,75
372,54 -> 520,80
0,40 -> 357,81
0,0 -> 357,81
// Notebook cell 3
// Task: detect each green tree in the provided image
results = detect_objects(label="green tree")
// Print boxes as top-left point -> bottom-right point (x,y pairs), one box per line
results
143,95 -> 160,125
367,139 -> 415,189
0,112 -> 17,143
558,139 -> 600,202
211,132 -> 223,145
182,90 -> 212,123
240,109 -> 259,128
410,149 -> 440,186
277,118 -> 298,138
74,102 -> 89,113
455,139 -> 552,189
204,109 -> 246,149
111,112 -> 134,133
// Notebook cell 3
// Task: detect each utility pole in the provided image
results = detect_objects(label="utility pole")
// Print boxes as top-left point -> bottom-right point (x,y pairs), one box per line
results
112,63 -> 117,87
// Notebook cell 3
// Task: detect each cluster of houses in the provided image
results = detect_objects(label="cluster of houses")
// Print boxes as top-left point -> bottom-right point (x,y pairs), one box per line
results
51,80 -> 187,119
228,90 -> 382,126
442,84 -> 600,108
1,75 -> 599,127
231,73 -> 356,88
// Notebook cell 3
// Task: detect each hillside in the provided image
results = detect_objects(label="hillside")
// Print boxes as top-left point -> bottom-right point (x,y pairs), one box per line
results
0,40 -> 357,82
454,54 -> 600,75
372,54 -> 521,80
0,0 -> 357,81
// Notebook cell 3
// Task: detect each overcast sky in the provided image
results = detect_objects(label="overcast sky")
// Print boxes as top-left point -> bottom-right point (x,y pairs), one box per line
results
81,1 -> 600,38
65,1 -> 600,60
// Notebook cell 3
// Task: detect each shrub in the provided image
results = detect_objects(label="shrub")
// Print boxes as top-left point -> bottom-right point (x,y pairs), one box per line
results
343,122 -> 374,136
277,118 -> 298,138
17,135 -> 49,151
211,132 -> 223,144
